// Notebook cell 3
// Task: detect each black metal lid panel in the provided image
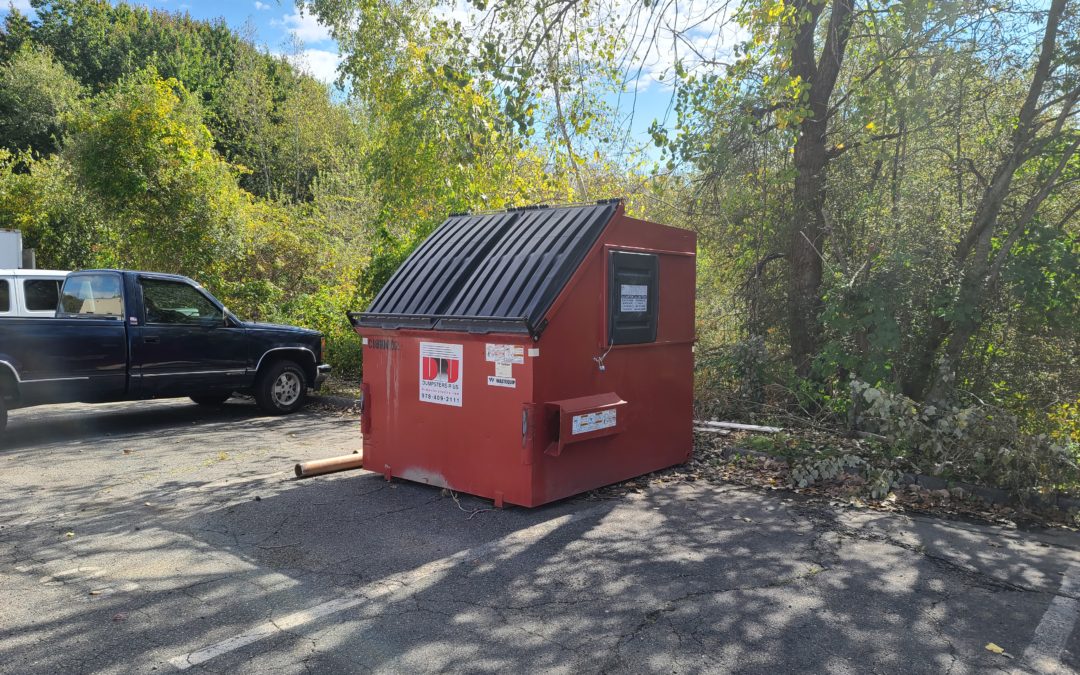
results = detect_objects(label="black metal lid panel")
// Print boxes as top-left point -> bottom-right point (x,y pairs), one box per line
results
357,203 -> 616,334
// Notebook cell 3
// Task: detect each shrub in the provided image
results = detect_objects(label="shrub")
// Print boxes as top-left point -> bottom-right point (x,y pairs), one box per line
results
851,380 -> 1078,497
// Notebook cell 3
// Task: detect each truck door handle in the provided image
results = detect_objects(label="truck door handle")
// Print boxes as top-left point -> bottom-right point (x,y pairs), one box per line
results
144,336 -> 160,344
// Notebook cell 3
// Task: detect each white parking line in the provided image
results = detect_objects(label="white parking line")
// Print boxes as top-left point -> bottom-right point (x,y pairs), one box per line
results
1022,563 -> 1080,674
167,504 -> 609,670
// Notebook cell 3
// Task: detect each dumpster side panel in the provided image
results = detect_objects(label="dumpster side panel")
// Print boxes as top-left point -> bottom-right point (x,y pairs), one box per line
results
529,212 -> 696,504
359,328 -> 537,506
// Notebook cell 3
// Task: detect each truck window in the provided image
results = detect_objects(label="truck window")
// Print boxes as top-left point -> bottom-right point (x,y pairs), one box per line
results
141,279 -> 222,325
24,279 -> 62,312
60,274 -> 123,318
0,280 -> 8,313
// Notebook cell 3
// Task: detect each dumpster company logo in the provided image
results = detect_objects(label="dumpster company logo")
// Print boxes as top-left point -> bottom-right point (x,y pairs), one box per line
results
419,342 -> 463,407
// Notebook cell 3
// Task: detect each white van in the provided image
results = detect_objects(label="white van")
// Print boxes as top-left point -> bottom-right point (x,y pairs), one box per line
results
0,270 -> 70,318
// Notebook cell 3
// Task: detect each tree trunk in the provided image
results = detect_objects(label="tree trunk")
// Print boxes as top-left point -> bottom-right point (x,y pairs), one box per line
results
788,120 -> 829,377
785,0 -> 854,378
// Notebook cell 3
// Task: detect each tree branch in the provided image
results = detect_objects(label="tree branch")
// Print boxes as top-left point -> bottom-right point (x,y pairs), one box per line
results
985,133 -> 1078,315
953,0 -> 1069,265
814,0 -> 855,106
749,252 -> 785,280
826,131 -> 903,160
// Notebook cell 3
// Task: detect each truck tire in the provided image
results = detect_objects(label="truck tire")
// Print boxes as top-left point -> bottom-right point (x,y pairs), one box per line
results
191,393 -> 231,407
254,360 -> 307,415
0,396 -> 6,437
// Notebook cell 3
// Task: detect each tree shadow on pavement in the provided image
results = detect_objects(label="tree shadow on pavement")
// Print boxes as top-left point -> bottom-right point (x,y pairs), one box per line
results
0,398 -> 311,452
3,455 -> 1075,673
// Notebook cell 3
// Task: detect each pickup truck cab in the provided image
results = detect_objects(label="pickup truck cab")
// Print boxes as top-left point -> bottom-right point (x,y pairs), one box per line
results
0,270 -> 330,435
0,269 -> 69,318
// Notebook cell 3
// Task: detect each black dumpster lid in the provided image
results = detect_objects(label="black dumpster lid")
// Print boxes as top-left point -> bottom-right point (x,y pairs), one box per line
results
350,202 -> 618,338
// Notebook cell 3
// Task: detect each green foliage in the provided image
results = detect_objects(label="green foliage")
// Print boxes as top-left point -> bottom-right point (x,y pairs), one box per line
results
0,45 -> 83,155
671,0 -> 1080,491
30,0 -> 242,98
791,453 -> 866,489
66,67 -> 246,283
853,380 -> 1078,497
304,0 -> 581,325
17,0 -> 351,202
0,8 -> 33,61
0,149 -> 99,269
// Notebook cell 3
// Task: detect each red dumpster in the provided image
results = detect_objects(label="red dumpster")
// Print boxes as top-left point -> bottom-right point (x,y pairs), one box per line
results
348,201 -> 696,507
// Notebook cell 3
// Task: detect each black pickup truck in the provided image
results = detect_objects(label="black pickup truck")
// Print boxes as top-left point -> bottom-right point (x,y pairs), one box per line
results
0,269 -> 330,434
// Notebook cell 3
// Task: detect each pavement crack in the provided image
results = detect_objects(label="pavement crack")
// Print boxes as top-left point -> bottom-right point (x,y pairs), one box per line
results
799,504 -> 1065,598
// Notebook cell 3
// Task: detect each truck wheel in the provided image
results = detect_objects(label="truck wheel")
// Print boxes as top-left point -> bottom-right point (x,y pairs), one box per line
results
254,360 -> 307,415
191,394 -> 231,407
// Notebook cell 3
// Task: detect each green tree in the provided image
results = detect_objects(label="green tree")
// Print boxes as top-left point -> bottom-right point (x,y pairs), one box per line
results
0,45 -> 84,155
0,7 -> 33,61
913,0 -> 1080,401
303,0 -> 577,302
22,0 -> 354,203
66,66 -> 248,281
0,150 -> 100,270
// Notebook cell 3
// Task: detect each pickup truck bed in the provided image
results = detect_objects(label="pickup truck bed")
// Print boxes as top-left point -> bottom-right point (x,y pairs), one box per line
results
0,270 -> 330,435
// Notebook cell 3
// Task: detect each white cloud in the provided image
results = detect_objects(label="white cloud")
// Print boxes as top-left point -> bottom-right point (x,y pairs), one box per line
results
287,48 -> 343,84
274,7 -> 332,44
254,1 -> 270,9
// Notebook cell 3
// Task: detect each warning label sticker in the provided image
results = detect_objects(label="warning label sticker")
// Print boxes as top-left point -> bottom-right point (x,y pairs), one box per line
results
485,344 -> 525,364
620,284 -> 648,313
495,362 -> 513,378
572,409 -> 617,435
487,375 -> 516,388
419,342 -> 463,407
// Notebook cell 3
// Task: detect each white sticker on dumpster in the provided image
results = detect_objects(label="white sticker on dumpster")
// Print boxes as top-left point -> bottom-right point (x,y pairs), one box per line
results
487,375 -> 516,388
419,342 -> 463,407
485,344 -> 525,364
572,409 -> 617,435
620,284 -> 648,313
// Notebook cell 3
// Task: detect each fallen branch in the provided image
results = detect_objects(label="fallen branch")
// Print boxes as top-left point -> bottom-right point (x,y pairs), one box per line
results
852,430 -> 888,441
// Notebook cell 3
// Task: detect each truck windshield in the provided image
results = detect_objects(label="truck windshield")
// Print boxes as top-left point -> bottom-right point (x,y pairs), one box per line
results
61,275 -> 123,318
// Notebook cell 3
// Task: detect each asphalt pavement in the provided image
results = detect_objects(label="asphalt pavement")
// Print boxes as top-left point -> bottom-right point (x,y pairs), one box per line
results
1,398 -> 1079,674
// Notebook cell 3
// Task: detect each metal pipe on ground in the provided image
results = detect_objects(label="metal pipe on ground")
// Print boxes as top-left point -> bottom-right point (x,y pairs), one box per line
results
294,452 -> 364,478
694,420 -> 783,433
